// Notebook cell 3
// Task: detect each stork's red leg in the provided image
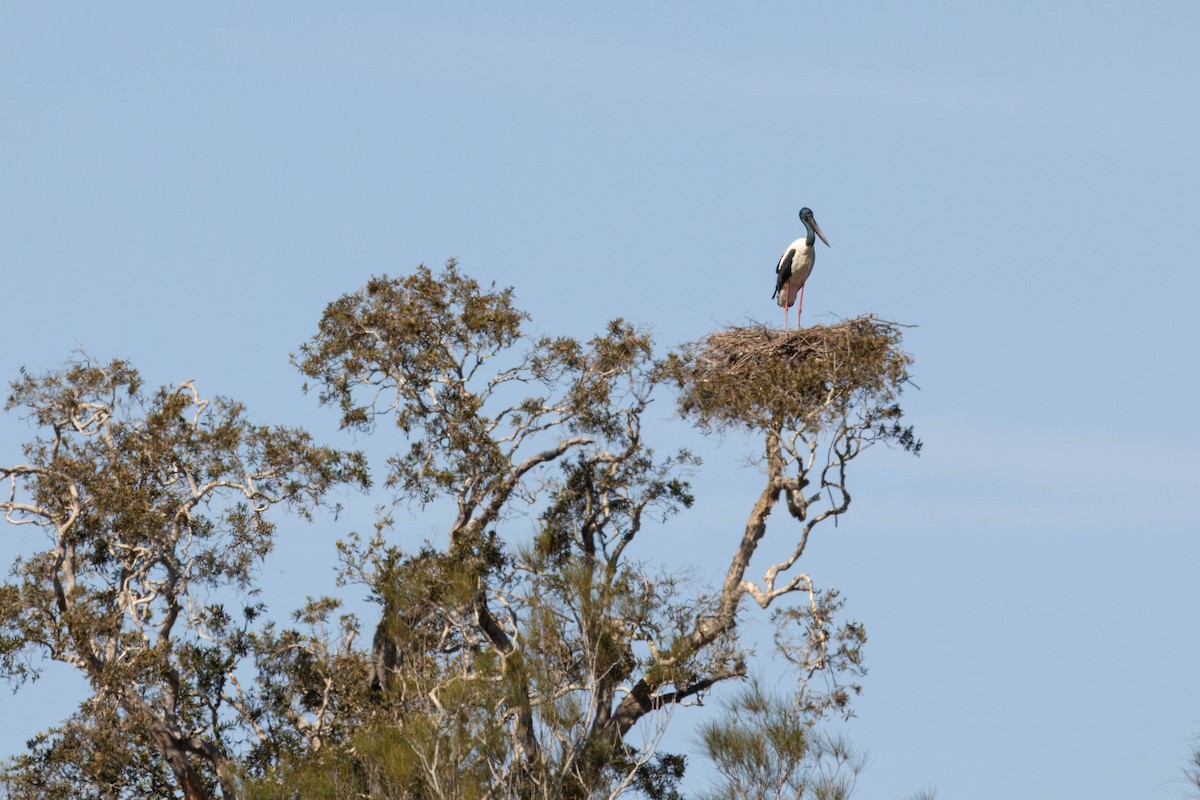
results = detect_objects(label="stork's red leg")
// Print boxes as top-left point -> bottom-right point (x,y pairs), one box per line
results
783,281 -> 790,330
797,284 -> 805,327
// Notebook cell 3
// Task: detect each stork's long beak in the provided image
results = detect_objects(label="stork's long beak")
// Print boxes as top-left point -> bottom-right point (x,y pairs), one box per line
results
812,218 -> 830,247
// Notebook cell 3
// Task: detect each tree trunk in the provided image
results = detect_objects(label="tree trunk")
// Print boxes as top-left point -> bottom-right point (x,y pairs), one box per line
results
145,721 -> 212,800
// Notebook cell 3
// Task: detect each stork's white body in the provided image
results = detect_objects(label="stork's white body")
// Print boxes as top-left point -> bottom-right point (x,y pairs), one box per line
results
775,237 -> 816,309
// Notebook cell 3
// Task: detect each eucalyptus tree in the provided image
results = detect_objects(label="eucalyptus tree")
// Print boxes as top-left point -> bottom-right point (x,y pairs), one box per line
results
0,260 -> 919,800
265,261 -> 919,799
0,359 -> 368,799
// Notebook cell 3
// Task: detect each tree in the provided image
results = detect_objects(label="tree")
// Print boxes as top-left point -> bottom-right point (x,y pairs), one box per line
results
1,261 -> 920,798
1186,734 -> 1200,797
696,679 -> 866,800
251,261 -> 920,798
0,358 -> 367,799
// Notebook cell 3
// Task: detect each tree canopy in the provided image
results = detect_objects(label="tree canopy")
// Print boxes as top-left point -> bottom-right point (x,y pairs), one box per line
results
2,261 -> 920,800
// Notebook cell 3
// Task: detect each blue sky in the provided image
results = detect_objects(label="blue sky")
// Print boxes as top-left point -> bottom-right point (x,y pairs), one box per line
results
2,3 -> 1199,797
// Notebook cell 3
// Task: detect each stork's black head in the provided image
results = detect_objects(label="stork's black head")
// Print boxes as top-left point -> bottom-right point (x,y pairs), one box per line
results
798,207 -> 830,247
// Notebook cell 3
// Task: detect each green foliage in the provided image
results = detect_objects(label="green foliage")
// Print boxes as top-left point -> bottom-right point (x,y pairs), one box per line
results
2,263 -> 923,799
293,261 -> 531,510
631,753 -> 687,800
232,598 -> 372,783
1,357 -> 367,798
772,589 -> 868,722
287,262 -> 729,798
2,702 -> 180,800
1186,733 -> 1200,797
697,679 -> 866,800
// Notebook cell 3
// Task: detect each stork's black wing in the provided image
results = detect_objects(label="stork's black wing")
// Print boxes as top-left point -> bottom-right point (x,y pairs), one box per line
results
772,249 -> 796,299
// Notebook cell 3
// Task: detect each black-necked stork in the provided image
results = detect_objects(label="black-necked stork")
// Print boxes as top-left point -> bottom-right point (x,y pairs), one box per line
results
772,207 -> 830,329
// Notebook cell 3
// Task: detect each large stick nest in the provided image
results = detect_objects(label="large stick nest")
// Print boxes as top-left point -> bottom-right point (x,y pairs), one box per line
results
668,316 -> 913,432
